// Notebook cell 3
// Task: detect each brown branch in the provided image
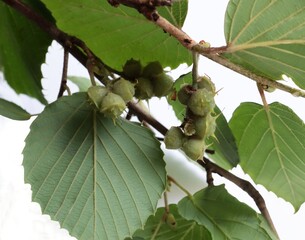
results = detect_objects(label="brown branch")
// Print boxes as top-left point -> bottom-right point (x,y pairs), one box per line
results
57,47 -> 70,98
197,158 -> 279,239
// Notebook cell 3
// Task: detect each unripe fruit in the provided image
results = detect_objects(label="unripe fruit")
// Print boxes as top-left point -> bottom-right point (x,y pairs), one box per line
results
194,116 -> 207,138
123,59 -> 142,80
142,61 -> 163,78
112,78 -> 135,102
177,84 -> 193,105
188,89 -> 215,116
182,137 -> 206,160
135,77 -> 154,100
164,127 -> 185,149
205,114 -> 217,138
197,75 -> 216,94
100,92 -> 126,119
166,213 -> 177,229
152,73 -> 174,97
87,86 -> 108,108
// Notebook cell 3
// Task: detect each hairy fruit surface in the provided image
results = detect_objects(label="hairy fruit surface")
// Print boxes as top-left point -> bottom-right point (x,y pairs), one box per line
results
152,73 -> 174,97
123,59 -> 142,80
135,77 -> 154,100
87,85 -> 108,108
100,92 -> 126,119
164,126 -> 185,149
188,89 -> 215,116
112,78 -> 135,102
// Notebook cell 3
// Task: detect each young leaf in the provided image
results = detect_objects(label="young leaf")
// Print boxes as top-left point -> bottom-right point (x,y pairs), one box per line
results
0,98 -> 31,120
131,204 -> 212,240
224,0 -> 305,89
23,93 -> 166,240
178,185 -> 277,240
68,76 -> 91,92
41,0 -> 191,71
0,1 -> 53,103
229,102 -> 305,211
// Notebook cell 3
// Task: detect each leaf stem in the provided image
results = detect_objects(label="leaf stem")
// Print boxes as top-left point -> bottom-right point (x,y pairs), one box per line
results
57,47 -> 70,98
168,175 -> 192,198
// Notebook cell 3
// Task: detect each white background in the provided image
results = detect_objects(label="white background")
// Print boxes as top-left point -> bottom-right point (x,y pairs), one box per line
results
1,0 -> 305,239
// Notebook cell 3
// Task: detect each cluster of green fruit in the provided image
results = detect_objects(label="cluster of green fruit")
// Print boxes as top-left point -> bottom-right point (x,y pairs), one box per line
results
87,59 -> 174,119
164,75 -> 217,160
87,78 -> 135,119
123,59 -> 174,99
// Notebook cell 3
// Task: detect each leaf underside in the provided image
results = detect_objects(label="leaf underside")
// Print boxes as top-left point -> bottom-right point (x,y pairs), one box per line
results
23,93 -> 166,240
178,185 -> 277,240
224,0 -> 305,89
41,0 -> 191,71
229,102 -> 305,211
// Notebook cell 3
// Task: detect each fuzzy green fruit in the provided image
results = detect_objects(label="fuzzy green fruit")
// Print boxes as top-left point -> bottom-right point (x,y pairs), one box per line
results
112,78 -> 135,102
100,92 -> 126,119
177,84 -> 193,105
193,116 -> 207,138
182,137 -> 205,160
166,213 -> 177,229
142,61 -> 163,78
152,73 -> 173,97
135,77 -> 154,100
123,59 -> 142,80
164,127 -> 185,149
87,86 -> 108,108
205,114 -> 217,138
197,75 -> 216,94
188,89 -> 215,116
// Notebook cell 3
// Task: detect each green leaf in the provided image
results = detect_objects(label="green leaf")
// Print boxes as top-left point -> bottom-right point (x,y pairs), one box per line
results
158,0 -> 188,28
131,204 -> 211,240
68,76 -> 91,92
229,102 -> 305,211
23,93 -> 166,240
224,0 -> 305,89
0,1 -> 53,103
178,185 -> 277,240
41,0 -> 191,71
0,98 -> 31,120
206,107 -> 239,170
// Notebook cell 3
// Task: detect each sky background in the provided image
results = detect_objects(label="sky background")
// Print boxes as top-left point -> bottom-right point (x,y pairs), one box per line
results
1,0 -> 305,239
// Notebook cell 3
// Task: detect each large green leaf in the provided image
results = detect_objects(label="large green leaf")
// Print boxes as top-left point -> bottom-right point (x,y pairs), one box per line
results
41,0 -> 191,71
0,1 -> 53,103
229,102 -> 305,211
23,93 -> 166,240
224,0 -> 305,89
178,185 -> 277,240
131,204 -> 211,240
168,72 -> 239,169
0,98 -> 31,120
